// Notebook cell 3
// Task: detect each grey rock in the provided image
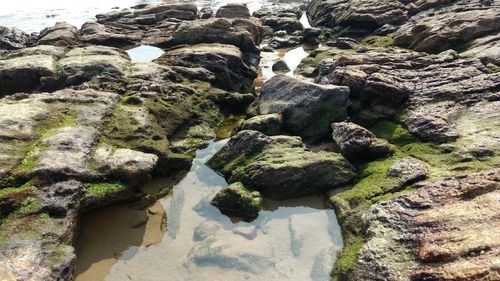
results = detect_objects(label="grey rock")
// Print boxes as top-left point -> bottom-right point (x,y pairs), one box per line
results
37,22 -> 79,46
215,4 -> 251,18
326,37 -> 359,49
394,5 -> 500,53
56,45 -> 130,86
331,122 -> 391,161
387,157 -> 428,186
158,17 -> 263,53
271,59 -> 290,72
0,45 -> 64,95
156,43 -> 257,92
252,74 -> 350,141
93,146 -> 159,183
0,26 -> 33,51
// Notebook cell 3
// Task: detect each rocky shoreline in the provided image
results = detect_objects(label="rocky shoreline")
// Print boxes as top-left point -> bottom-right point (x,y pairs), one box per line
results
0,1 -> 499,280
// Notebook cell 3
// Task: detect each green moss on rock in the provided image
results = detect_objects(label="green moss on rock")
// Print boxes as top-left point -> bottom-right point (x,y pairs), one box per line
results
84,182 -> 127,197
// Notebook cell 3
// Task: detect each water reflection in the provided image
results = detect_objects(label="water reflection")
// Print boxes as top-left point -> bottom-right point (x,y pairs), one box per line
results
127,45 -> 165,63
102,140 -> 343,281
258,45 -> 310,86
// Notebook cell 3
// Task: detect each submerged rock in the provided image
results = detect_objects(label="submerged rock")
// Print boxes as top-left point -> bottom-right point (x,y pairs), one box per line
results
211,182 -> 263,218
252,74 -> 349,142
208,130 -> 355,199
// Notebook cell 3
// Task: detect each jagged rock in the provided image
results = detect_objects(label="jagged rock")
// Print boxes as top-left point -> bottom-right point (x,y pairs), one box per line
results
394,5 -> 500,53
462,33 -> 500,65
80,22 -> 142,48
307,0 -> 408,31
331,122 -> 391,161
303,27 -> 321,45
238,114 -> 285,136
156,43 -> 257,92
312,48 -> 500,124
326,37 -> 359,49
0,26 -> 32,51
199,8 -> 213,19
157,17 -> 263,53
0,45 -> 65,95
96,3 -> 198,24
37,22 -> 79,46
403,101 -> 467,144
80,4 -> 198,48
215,4 -> 251,18
260,15 -> 303,33
351,169 -> 500,281
252,74 -> 350,141
268,35 -> 303,48
271,59 -> 290,72
208,130 -> 355,199
211,182 -> 263,217
387,157 -> 428,186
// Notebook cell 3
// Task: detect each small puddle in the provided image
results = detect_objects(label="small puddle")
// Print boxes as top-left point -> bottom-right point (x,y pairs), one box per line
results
256,45 -> 311,87
126,45 -> 165,63
75,140 -> 344,281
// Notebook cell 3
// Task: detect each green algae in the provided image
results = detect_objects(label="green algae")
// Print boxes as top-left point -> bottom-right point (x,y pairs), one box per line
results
359,35 -> 394,48
84,182 -> 127,197
330,120 -> 498,280
215,116 -> 244,140
18,196 -> 41,214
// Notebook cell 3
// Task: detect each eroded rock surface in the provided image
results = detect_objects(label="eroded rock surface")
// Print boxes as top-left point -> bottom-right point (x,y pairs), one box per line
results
252,74 -> 350,141
352,169 -> 500,281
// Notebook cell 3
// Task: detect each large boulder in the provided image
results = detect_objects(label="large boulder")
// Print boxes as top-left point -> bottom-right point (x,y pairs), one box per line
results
37,22 -> 79,47
56,45 -> 130,87
252,74 -> 350,142
215,4 -> 251,18
0,45 -> 65,95
238,114 -> 285,136
156,43 -> 257,92
208,130 -> 355,199
80,21 -> 142,48
80,4 -> 198,48
157,17 -> 263,53
211,182 -> 263,218
331,122 -> 391,162
351,169 -> 500,281
307,0 -> 408,31
311,48 -> 500,124
394,6 -> 500,53
0,26 -> 33,51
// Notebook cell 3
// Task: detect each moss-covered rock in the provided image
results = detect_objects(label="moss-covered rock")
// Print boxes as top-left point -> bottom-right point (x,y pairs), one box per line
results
208,130 -> 355,199
211,182 -> 263,218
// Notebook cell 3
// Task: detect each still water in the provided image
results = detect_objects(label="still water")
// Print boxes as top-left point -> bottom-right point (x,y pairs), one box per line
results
75,140 -> 343,281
